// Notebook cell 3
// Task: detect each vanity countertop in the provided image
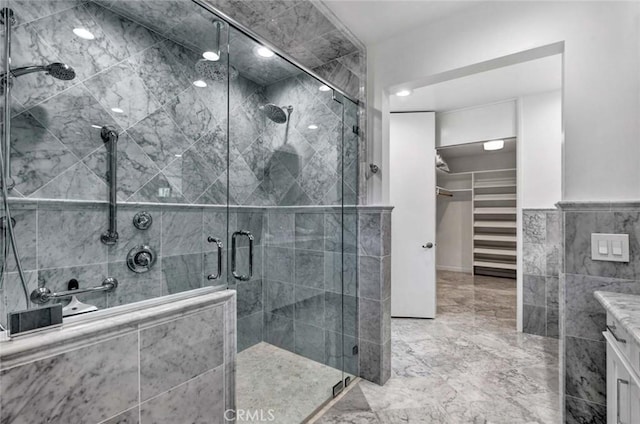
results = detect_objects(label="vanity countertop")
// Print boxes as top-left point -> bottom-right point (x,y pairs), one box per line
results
595,291 -> 640,346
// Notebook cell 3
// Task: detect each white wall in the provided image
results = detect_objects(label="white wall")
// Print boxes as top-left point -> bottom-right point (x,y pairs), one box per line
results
519,90 -> 563,209
368,1 -> 640,203
437,100 -> 517,147
436,193 -> 473,273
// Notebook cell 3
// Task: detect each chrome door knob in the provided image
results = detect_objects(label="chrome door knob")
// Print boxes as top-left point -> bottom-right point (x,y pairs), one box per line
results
422,242 -> 434,249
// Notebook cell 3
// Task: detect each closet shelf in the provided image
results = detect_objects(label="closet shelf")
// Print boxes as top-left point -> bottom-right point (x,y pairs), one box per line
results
474,194 -> 516,201
474,247 -> 517,256
474,182 -> 517,189
474,220 -> 516,228
474,234 -> 517,242
474,207 -> 517,214
473,261 -> 517,270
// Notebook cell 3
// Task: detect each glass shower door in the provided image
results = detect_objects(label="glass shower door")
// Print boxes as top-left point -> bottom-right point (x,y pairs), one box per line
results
226,25 -> 353,422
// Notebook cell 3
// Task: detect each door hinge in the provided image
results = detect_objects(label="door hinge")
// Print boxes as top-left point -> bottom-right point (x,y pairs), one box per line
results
352,345 -> 359,355
352,126 -> 360,136
332,380 -> 344,398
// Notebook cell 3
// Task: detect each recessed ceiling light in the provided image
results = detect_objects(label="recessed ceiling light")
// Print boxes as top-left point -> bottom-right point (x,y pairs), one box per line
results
255,46 -> 274,58
308,124 -> 318,130
395,90 -> 411,97
111,107 -> 124,114
193,80 -> 207,88
318,85 -> 330,92
73,27 -> 95,40
91,124 -> 102,129
202,51 -> 220,61
483,140 -> 505,151
174,154 -> 182,158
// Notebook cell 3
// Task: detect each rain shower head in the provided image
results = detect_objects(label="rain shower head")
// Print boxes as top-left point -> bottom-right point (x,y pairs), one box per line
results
194,59 -> 239,83
1,62 -> 76,81
261,104 -> 293,124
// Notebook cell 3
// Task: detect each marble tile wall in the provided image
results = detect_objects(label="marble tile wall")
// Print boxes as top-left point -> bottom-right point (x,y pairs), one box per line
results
522,209 -> 561,339
559,202 -> 640,423
0,289 -> 235,424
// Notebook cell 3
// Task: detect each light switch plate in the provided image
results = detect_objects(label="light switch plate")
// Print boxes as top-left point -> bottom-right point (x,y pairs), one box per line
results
591,233 -> 629,262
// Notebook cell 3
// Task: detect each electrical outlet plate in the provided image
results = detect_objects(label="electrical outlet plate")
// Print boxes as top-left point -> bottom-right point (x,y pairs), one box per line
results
591,233 -> 629,262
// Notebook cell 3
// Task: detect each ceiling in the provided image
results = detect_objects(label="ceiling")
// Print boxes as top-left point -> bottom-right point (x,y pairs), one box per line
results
322,0 -> 480,45
390,54 -> 562,112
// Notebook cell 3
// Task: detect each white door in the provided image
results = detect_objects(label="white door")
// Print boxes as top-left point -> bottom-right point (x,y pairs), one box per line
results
390,112 -> 437,318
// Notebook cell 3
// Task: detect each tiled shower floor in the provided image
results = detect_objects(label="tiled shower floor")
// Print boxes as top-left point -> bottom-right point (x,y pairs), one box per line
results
236,342 -> 344,423
316,271 -> 561,423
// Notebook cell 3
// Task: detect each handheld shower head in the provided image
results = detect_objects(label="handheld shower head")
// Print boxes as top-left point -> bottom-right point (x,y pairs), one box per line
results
1,62 -> 76,82
44,63 -> 76,81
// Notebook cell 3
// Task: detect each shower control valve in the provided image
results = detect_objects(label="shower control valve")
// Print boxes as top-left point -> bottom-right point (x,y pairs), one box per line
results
127,245 -> 157,273
133,211 -> 153,230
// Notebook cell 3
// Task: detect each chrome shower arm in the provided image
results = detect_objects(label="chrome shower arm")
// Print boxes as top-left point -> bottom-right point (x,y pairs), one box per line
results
100,126 -> 119,245
0,65 -> 47,81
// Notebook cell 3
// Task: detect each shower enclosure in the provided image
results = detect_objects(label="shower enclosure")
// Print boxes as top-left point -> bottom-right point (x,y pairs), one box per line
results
0,0 -> 359,422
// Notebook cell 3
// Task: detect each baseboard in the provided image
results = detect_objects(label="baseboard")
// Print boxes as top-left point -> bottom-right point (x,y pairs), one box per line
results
436,265 -> 472,273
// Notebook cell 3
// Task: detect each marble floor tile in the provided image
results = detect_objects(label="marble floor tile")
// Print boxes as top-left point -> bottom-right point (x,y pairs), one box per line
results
317,271 -> 562,424
237,342 -> 342,424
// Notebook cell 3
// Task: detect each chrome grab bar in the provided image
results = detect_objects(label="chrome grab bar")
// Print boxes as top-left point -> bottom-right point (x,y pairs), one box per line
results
30,277 -> 118,305
100,126 -> 119,245
607,324 -> 627,344
207,236 -> 223,280
617,378 -> 629,424
232,230 -> 253,281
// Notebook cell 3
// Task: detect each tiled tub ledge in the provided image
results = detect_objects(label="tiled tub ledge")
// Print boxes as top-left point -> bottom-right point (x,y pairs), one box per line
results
0,288 -> 236,424
595,290 -> 640,346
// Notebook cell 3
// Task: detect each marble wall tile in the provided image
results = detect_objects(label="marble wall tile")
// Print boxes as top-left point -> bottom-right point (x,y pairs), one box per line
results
325,252 -> 357,296
161,253 -> 202,295
127,108 -> 191,170
1,332 -> 138,424
265,247 -> 294,283
238,311 -> 263,352
522,305 -> 546,337
10,111 -> 78,196
523,275 -> 546,307
264,311 -> 294,351
280,182 -> 312,206
325,292 -> 357,337
37,208 -> 107,268
127,41 -> 192,106
0,208 -> 36,272
107,208 -> 161,262
161,209 -> 203,256
107,260 -> 162,307
304,30 -> 358,65
140,366 -> 224,423
523,211 -> 546,243
295,212 -> 324,250
228,157 -> 261,205
295,321 -> 325,363
565,336 -> 606,405
359,213 -> 381,257
100,407 -> 139,424
2,271 -> 38,316
38,263 -> 109,309
263,279 -> 294,318
523,243 -> 546,276
298,154 -> 338,204
164,86 -> 217,142
359,256 -> 381,300
237,279 -> 263,318
84,2 -> 162,59
359,339 -> 382,384
266,212 -> 295,247
325,330 -> 359,376
359,297 -> 382,344
11,0 -> 82,26
84,61 -> 162,130
295,285 -> 325,327
565,395 -> 606,424
30,162 -> 107,200
127,172 -> 186,204
295,249 -> 324,289
140,305 -> 224,400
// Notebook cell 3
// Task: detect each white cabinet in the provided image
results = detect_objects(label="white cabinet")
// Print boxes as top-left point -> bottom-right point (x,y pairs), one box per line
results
605,324 -> 640,424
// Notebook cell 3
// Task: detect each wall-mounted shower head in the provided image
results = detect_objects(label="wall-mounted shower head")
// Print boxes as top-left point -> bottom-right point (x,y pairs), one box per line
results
195,59 -> 238,83
0,62 -> 76,82
261,104 -> 293,124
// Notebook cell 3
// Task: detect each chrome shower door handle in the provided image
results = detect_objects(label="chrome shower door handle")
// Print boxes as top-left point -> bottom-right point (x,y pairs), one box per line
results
232,230 -> 253,281
422,242 -> 434,249
207,236 -> 223,280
